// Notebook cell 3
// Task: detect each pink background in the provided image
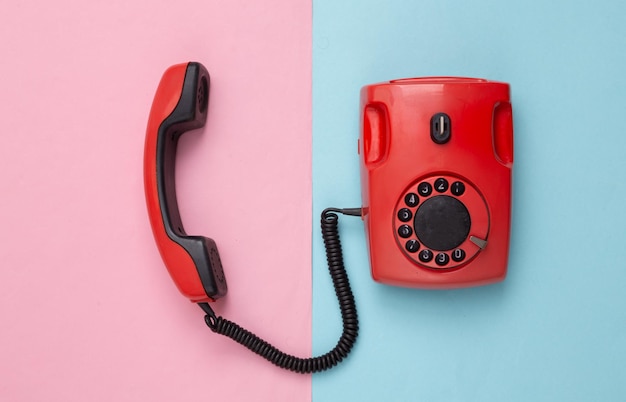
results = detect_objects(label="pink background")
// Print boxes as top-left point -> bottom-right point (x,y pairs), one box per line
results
1,1 -> 312,401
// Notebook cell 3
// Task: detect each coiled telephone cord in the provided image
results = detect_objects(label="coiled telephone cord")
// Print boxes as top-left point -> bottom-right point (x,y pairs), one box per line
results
198,207 -> 361,374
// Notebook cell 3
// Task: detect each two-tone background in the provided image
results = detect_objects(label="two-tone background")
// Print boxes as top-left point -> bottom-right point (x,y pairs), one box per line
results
2,1 -> 625,401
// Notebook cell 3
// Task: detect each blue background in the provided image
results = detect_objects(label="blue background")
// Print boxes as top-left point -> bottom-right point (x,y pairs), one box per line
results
312,1 -> 626,401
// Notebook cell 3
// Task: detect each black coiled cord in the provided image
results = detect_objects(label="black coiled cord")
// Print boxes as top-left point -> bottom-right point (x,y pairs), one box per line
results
198,207 -> 361,374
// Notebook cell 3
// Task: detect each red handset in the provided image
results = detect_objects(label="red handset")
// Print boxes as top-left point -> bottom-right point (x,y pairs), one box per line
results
359,77 -> 513,288
144,62 -> 227,303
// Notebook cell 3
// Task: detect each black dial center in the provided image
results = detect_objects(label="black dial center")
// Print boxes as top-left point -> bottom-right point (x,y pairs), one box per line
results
414,195 -> 470,251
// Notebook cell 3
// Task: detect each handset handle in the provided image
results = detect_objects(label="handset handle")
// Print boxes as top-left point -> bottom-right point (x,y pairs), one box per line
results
144,62 -> 227,303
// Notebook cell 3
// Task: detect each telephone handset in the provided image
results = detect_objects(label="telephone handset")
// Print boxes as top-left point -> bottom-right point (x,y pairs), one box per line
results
144,62 -> 226,303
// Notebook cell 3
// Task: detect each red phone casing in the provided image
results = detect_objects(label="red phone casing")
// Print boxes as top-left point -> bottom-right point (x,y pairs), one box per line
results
359,77 -> 513,288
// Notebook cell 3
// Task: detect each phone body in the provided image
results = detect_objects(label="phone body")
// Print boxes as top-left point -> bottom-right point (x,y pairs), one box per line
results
359,77 -> 513,288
